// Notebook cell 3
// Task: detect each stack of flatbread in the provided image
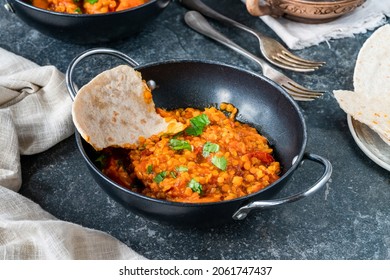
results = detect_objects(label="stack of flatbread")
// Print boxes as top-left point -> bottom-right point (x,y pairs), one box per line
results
72,65 -> 185,151
334,24 -> 390,146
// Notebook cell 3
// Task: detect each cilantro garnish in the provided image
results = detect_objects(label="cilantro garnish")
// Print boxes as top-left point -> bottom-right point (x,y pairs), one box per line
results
169,139 -> 192,151
211,156 -> 227,171
188,179 -> 202,194
202,142 -> 219,157
176,166 -> 188,172
154,171 -> 167,183
185,114 -> 210,136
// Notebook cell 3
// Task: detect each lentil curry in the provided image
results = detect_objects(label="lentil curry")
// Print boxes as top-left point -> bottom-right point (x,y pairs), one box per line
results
29,0 -> 148,14
99,103 -> 281,203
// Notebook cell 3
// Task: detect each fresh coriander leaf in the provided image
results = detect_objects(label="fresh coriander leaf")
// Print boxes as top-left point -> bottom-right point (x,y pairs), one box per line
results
185,114 -> 210,136
86,0 -> 98,4
202,142 -> 219,157
154,171 -> 167,183
146,165 -> 153,174
176,166 -> 188,172
188,179 -> 202,194
95,154 -> 106,168
169,139 -> 192,151
212,156 -> 227,171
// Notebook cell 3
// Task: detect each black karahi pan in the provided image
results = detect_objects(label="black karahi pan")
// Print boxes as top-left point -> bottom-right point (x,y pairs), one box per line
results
66,48 -> 332,225
4,0 -> 171,44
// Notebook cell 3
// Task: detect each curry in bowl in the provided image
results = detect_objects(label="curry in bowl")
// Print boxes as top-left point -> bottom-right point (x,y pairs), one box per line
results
28,0 -> 148,14
7,0 -> 170,43
98,104 -> 281,203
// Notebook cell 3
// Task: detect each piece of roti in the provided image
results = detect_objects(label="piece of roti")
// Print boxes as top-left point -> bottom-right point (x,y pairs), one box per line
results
334,24 -> 390,146
334,90 -> 390,145
72,65 -> 185,150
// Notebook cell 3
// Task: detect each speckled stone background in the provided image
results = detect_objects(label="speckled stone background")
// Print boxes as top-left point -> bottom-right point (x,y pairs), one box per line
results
1,0 -> 390,259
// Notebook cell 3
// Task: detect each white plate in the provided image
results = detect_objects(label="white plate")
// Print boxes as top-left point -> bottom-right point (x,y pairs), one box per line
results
347,115 -> 390,171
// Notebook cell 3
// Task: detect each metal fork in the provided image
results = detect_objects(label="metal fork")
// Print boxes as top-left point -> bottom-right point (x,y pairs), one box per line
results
180,0 -> 325,72
184,11 -> 324,101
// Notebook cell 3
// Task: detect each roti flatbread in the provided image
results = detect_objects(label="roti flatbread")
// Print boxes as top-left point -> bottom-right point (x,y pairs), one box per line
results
72,65 -> 185,150
334,24 -> 390,146
334,90 -> 390,145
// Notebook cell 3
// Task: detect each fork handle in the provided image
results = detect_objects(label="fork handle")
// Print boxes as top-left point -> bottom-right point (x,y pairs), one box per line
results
180,0 -> 260,38
184,11 -> 267,71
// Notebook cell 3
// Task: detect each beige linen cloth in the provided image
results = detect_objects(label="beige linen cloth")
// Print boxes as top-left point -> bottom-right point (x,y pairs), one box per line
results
0,48 -> 145,260
243,0 -> 390,50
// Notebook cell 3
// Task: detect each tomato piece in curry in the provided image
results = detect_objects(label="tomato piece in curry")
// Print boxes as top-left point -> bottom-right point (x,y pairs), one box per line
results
99,103 -> 281,203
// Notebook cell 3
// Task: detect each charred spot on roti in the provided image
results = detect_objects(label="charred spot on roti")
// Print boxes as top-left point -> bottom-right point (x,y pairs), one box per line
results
120,119 -> 128,126
112,110 -> 119,123
94,97 -> 107,110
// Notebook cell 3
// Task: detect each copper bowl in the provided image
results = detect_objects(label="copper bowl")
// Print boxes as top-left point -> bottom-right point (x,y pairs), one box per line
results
246,0 -> 366,24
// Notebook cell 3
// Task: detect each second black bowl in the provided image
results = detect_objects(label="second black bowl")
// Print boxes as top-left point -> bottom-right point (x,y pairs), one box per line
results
4,0 -> 171,44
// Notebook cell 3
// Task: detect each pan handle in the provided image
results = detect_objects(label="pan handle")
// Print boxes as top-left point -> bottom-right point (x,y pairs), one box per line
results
65,48 -> 139,101
232,153 -> 332,220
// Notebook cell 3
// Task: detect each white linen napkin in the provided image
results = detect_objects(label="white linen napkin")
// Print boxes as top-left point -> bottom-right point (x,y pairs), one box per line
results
243,0 -> 390,50
0,48 -> 145,260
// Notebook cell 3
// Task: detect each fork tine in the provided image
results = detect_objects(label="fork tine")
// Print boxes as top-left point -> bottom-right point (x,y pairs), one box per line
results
272,57 -> 321,72
281,85 -> 322,101
284,81 -> 324,97
258,35 -> 325,71
290,95 -> 317,102
268,60 -> 318,72
281,51 -> 326,66
285,91 -> 318,101
275,54 -> 324,70
281,86 -> 318,101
